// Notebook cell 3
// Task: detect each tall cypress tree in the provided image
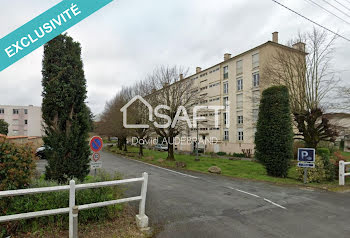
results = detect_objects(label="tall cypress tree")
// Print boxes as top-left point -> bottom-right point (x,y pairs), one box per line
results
42,34 -> 91,183
255,86 -> 293,178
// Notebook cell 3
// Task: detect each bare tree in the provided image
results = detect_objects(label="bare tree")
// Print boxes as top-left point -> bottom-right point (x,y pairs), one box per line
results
263,28 -> 338,148
147,66 -> 201,160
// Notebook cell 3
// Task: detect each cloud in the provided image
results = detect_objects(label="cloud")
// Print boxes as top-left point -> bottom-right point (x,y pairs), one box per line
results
0,0 -> 349,115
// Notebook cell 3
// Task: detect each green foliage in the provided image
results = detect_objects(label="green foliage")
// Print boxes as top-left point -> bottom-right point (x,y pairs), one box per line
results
216,152 -> 227,156
297,156 -> 327,183
0,119 -> 9,135
0,138 -> 36,190
255,86 -> 294,177
232,153 -> 245,158
316,147 -> 335,181
42,34 -> 91,183
1,171 -> 123,237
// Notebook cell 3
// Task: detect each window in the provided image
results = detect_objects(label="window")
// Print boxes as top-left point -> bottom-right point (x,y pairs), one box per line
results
253,109 -> 259,123
237,115 -> 243,124
237,94 -> 243,109
223,81 -> 228,94
223,96 -> 229,108
238,128 -> 244,141
13,109 -> 19,114
224,129 -> 229,141
223,112 -> 228,125
0,108 -> 4,114
253,72 -> 260,87
223,66 -> 229,79
237,77 -> 243,91
252,53 -> 259,68
24,109 -> 28,114
13,119 -> 19,125
25,120 -> 28,125
236,60 -> 243,75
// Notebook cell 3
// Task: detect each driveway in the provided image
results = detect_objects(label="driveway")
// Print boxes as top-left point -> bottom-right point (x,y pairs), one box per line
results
37,151 -> 350,238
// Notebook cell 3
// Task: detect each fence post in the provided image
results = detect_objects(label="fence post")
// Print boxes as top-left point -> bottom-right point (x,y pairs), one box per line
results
69,180 -> 76,238
72,206 -> 79,238
136,172 -> 149,229
339,160 -> 345,186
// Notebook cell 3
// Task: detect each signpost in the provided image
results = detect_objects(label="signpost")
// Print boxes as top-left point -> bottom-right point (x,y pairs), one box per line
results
89,136 -> 103,176
297,148 -> 315,184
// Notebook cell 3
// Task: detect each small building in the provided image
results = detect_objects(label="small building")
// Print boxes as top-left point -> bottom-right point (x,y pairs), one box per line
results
0,105 -> 44,137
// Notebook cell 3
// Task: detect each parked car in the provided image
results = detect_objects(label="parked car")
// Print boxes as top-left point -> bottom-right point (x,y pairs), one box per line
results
35,146 -> 51,159
155,144 -> 168,151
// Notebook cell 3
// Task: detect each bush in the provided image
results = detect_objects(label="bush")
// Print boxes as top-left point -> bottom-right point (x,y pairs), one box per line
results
316,148 -> 335,181
297,156 -> 327,183
1,171 -> 123,237
216,152 -> 226,156
232,153 -> 245,158
0,138 -> 36,191
255,86 -> 293,177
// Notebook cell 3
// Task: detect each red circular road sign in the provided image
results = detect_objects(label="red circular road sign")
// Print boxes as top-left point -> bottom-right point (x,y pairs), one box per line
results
92,153 -> 101,162
90,136 -> 103,153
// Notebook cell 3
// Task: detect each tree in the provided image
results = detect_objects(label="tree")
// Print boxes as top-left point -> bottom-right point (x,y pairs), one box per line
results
0,119 -> 8,135
42,34 -> 91,183
263,28 -> 338,148
147,66 -> 200,160
255,86 -> 293,177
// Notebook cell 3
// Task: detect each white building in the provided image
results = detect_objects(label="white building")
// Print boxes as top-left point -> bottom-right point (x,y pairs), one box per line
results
0,105 -> 43,137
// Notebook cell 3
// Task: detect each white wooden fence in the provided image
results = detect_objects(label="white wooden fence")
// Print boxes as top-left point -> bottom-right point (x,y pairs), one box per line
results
339,161 -> 350,185
0,172 -> 149,238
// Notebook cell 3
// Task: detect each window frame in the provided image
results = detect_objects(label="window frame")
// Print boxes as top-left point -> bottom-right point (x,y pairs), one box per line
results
236,60 -> 243,75
223,66 -> 229,79
223,81 -> 228,94
237,77 -> 243,91
253,72 -> 260,87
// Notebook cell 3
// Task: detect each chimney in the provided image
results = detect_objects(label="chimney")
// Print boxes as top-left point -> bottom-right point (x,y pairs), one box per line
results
272,32 -> 278,43
196,67 -> 201,73
163,82 -> 169,88
179,74 -> 184,80
224,53 -> 231,61
292,42 -> 306,52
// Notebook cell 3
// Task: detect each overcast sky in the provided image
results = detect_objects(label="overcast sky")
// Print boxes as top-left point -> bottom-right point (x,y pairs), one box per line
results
0,0 -> 349,116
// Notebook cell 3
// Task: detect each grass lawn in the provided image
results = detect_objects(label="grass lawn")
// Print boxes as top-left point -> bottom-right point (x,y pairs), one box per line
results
107,146 -> 350,191
340,151 -> 350,160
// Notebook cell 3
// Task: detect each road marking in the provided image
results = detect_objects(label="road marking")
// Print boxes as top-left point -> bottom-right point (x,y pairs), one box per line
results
130,159 -> 199,179
227,187 -> 260,198
227,186 -> 287,210
263,198 -> 287,210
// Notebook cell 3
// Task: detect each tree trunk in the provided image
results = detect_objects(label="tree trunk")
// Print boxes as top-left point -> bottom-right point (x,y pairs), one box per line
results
139,144 -> 144,157
123,138 -> 128,151
167,136 -> 175,161
118,140 -> 122,150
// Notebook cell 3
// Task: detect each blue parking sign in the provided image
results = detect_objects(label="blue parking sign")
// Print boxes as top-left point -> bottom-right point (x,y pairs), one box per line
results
298,148 -> 315,162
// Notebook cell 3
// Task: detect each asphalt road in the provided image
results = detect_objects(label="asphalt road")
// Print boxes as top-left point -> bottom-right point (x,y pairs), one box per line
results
37,151 -> 350,238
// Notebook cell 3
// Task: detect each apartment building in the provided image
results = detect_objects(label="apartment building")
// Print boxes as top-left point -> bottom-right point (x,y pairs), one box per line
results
0,105 -> 43,137
175,32 -> 306,154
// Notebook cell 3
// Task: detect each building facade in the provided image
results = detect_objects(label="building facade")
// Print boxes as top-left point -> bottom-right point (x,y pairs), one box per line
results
0,105 -> 43,137
174,32 -> 306,154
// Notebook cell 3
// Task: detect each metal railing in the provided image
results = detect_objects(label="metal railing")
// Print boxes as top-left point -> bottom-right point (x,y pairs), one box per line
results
339,161 -> 350,185
0,172 -> 149,238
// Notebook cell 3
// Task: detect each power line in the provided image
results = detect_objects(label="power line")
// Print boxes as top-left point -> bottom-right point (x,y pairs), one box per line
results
320,0 -> 350,18
271,0 -> 350,42
334,0 -> 350,12
304,0 -> 350,26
